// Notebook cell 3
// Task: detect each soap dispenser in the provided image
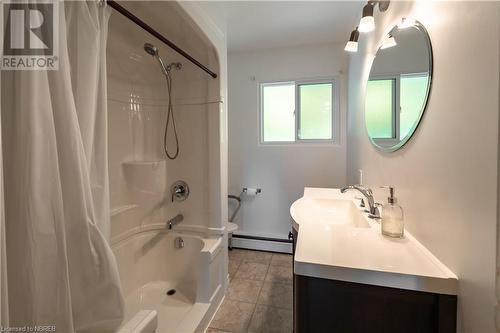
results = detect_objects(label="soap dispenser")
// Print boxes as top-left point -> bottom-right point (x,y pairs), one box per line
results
381,186 -> 404,238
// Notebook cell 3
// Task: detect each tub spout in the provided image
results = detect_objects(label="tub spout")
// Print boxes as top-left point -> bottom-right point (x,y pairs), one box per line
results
167,214 -> 183,230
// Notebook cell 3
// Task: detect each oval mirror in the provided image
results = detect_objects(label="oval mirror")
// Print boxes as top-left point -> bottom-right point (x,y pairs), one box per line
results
365,19 -> 433,152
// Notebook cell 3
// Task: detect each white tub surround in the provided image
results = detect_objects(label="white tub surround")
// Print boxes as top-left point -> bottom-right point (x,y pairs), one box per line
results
106,2 -> 228,332
113,228 -> 224,333
291,187 -> 458,295
117,310 -> 157,333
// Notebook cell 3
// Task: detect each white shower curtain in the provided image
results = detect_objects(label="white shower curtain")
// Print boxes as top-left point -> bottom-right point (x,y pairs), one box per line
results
0,70 -> 8,330
1,1 -> 123,332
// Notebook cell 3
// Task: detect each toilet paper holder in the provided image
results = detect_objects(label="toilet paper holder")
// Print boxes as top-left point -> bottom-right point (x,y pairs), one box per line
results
243,187 -> 262,195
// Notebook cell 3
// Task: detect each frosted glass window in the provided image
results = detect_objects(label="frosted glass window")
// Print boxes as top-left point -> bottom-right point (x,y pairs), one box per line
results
262,83 -> 295,142
298,83 -> 333,140
260,80 -> 337,143
400,75 -> 429,140
365,79 -> 395,139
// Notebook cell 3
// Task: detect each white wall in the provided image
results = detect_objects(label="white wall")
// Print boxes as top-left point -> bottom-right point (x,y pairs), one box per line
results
347,2 -> 499,332
228,44 -> 348,239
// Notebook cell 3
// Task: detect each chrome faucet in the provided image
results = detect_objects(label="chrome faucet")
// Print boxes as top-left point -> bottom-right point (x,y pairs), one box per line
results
340,185 -> 380,219
167,214 -> 184,229
171,181 -> 189,202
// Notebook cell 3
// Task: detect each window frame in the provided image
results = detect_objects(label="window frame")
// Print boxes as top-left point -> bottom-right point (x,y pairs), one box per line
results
259,77 -> 339,145
367,72 -> 428,148
367,75 -> 400,147
259,81 -> 296,143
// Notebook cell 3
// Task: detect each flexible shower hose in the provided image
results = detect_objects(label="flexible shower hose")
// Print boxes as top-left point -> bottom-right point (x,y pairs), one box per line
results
164,69 -> 179,160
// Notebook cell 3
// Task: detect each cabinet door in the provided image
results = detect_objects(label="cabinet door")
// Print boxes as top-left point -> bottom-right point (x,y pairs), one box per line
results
294,275 -> 456,333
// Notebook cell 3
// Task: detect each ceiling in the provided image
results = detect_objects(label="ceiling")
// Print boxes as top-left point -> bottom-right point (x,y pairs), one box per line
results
198,1 -> 364,52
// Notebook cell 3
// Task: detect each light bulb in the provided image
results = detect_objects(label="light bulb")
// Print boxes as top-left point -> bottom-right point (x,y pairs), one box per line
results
359,3 -> 375,33
344,41 -> 358,52
359,16 -> 375,32
344,28 -> 360,52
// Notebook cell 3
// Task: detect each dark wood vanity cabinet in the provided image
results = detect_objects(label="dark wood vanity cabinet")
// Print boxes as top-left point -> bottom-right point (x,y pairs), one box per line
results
291,227 -> 457,333
293,275 -> 457,333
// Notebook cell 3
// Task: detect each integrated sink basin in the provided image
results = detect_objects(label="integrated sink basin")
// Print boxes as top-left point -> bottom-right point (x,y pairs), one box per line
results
291,187 -> 458,296
291,197 -> 369,228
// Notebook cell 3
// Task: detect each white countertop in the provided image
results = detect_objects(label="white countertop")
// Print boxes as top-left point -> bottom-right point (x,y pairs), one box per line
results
291,187 -> 458,295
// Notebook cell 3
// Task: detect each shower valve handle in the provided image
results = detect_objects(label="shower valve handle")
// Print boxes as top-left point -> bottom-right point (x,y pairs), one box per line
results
171,180 -> 189,202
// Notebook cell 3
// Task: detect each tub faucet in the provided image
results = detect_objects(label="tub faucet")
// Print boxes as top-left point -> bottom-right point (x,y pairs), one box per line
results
167,214 -> 184,229
340,185 -> 380,219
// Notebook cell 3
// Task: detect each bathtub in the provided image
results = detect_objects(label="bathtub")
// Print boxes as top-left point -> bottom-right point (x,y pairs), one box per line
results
112,226 -> 225,333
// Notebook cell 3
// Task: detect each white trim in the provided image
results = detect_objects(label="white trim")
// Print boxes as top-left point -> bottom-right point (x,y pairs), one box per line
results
258,76 -> 340,146
197,288 -> 225,333
370,71 -> 428,79
117,310 -> 157,333
173,224 -> 226,236
110,223 -> 225,246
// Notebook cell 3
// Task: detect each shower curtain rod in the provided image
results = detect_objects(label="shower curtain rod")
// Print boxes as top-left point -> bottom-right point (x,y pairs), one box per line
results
106,0 -> 218,79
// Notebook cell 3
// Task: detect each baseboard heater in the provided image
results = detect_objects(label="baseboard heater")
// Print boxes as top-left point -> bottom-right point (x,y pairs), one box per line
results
233,234 -> 292,243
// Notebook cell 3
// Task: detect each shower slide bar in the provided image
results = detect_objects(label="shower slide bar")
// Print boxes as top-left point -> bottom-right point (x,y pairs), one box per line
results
105,0 -> 218,79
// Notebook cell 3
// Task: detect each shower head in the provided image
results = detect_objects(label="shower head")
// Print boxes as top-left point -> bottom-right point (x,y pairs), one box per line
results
144,43 -> 182,76
144,43 -> 158,57
144,42 -> 168,76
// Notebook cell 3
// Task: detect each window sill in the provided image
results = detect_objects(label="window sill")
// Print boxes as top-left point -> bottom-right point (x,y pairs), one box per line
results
258,141 -> 342,148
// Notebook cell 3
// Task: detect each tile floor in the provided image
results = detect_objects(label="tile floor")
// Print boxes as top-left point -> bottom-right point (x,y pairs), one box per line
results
207,249 -> 293,333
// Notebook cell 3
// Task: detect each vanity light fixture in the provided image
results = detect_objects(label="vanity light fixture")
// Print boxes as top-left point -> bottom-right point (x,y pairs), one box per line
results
344,27 -> 360,52
380,34 -> 397,49
345,1 -> 390,53
398,17 -> 416,29
358,3 -> 375,32
358,1 -> 390,33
